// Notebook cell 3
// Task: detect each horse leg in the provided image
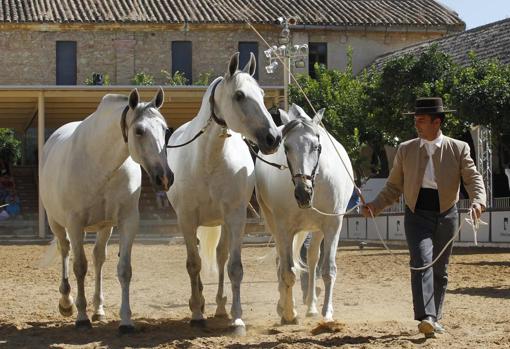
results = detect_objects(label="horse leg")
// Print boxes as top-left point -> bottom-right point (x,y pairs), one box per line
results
214,226 -> 229,318
275,232 -> 298,324
48,218 -> 74,317
223,206 -> 247,333
67,221 -> 90,329
180,219 -> 205,326
92,227 -> 113,322
305,231 -> 323,317
117,210 -> 139,333
321,227 -> 341,322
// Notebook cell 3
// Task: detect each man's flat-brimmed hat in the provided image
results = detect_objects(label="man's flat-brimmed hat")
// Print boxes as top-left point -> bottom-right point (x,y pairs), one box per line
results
403,97 -> 456,116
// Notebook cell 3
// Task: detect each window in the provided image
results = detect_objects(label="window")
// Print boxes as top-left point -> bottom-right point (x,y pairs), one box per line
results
56,41 -> 77,85
308,42 -> 327,78
172,41 -> 192,84
238,42 -> 259,79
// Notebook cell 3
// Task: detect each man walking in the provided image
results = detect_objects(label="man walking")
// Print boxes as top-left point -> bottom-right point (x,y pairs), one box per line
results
362,97 -> 486,337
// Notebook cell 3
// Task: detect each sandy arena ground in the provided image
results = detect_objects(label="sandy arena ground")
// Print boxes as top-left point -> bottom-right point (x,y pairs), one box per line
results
0,241 -> 509,348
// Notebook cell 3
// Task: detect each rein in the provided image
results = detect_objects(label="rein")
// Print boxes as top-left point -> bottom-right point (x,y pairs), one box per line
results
166,78 -> 227,149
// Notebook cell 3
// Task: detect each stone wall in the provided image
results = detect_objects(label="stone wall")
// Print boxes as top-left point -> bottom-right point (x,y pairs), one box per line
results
0,26 -> 444,86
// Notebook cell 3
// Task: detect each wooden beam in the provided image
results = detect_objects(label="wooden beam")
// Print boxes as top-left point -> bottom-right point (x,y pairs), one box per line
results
37,92 -> 46,238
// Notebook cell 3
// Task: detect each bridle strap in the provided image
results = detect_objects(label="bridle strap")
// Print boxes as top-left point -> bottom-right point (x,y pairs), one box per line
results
120,105 -> 130,143
287,134 -> 322,186
209,78 -> 227,128
244,138 -> 288,170
166,78 -> 227,149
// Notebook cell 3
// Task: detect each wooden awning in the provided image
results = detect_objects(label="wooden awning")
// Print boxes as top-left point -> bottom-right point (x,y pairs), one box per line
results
0,86 -> 284,132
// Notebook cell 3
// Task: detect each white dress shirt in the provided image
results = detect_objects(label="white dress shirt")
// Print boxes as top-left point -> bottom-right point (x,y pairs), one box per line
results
420,132 -> 443,189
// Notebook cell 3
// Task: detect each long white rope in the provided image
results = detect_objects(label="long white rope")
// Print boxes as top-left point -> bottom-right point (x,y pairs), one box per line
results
212,1 -> 485,271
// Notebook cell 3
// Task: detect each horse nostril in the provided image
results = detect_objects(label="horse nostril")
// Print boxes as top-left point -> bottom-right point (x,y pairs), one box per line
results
155,175 -> 162,186
266,133 -> 277,147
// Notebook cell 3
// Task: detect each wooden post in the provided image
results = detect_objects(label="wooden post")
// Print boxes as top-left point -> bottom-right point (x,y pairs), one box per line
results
38,91 -> 46,238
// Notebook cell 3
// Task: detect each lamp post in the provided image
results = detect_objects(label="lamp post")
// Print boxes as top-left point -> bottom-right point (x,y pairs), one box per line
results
264,17 -> 308,111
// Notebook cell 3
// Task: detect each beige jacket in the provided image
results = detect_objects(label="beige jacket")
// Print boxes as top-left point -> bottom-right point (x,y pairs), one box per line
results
372,135 -> 486,214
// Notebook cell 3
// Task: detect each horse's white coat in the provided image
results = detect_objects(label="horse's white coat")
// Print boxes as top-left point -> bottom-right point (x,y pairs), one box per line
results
166,53 -> 280,330
40,89 -> 172,330
255,104 -> 354,323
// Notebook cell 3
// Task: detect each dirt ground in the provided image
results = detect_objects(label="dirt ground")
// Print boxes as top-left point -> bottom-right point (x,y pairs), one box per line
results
0,241 -> 509,348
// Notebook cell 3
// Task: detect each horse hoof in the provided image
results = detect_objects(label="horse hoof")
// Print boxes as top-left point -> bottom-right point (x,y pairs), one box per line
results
118,325 -> 136,334
214,312 -> 229,319
58,304 -> 74,317
92,313 -> 106,322
306,311 -> 319,318
230,325 -> 246,337
75,319 -> 92,330
281,317 -> 299,325
190,319 -> 207,328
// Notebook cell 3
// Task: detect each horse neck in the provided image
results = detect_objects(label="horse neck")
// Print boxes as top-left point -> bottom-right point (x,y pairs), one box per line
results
79,104 -> 129,173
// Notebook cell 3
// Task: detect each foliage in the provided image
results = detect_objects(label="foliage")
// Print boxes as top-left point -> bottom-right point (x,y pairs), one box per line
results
289,44 -> 510,178
161,70 -> 189,86
0,129 -> 21,165
84,72 -> 111,86
131,72 -> 155,86
193,70 -> 214,86
451,52 -> 510,135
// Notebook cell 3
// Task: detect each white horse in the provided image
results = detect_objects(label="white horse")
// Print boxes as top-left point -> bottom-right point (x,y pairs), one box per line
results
40,88 -> 173,333
166,52 -> 281,333
255,104 -> 354,324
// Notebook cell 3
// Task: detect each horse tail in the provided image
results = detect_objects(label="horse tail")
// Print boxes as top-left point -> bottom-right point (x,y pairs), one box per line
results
197,225 -> 221,277
292,231 -> 309,274
37,238 -> 60,268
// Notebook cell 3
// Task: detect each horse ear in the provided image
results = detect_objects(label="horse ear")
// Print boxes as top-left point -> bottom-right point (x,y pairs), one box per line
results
289,103 -> 301,119
152,87 -> 164,109
242,52 -> 257,77
128,89 -> 139,110
279,109 -> 291,125
313,108 -> 325,125
228,52 -> 240,77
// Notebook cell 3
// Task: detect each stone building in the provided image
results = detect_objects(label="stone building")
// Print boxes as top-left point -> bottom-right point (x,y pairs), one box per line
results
0,0 -> 464,86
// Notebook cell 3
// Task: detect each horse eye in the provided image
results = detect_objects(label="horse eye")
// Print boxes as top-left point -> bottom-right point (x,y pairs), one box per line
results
235,91 -> 245,101
135,127 -> 145,136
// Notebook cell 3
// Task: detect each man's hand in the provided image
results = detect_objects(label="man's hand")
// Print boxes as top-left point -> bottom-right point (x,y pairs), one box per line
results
470,203 -> 483,220
361,202 -> 376,218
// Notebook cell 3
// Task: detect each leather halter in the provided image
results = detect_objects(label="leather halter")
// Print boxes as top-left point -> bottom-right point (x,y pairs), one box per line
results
209,78 -> 227,128
120,105 -> 130,143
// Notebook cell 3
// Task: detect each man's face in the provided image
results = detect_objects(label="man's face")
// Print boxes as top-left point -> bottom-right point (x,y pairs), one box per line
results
414,114 -> 441,140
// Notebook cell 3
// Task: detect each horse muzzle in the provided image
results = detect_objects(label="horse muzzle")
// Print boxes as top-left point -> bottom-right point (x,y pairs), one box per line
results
150,166 -> 174,192
294,183 -> 313,209
256,128 -> 282,155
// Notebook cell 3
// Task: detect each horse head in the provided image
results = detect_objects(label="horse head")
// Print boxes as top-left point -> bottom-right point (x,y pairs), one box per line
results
213,52 -> 281,155
279,104 -> 324,209
121,88 -> 174,192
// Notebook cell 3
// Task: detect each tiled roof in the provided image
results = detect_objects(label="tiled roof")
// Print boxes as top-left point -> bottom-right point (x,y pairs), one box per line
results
372,18 -> 510,68
0,0 -> 464,28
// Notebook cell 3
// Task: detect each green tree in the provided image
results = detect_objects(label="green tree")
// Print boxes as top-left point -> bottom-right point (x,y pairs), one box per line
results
0,128 -> 21,167
451,52 -> 510,135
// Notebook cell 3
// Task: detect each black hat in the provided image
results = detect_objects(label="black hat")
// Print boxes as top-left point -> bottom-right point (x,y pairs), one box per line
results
403,97 -> 456,116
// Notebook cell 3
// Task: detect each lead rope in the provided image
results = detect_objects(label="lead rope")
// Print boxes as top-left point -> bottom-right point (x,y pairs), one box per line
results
213,1 -> 485,270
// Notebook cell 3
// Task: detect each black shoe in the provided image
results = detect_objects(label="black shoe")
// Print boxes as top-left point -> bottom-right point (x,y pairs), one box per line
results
418,316 -> 436,337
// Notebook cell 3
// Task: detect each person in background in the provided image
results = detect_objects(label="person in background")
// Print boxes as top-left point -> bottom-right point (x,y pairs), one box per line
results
361,97 -> 486,338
